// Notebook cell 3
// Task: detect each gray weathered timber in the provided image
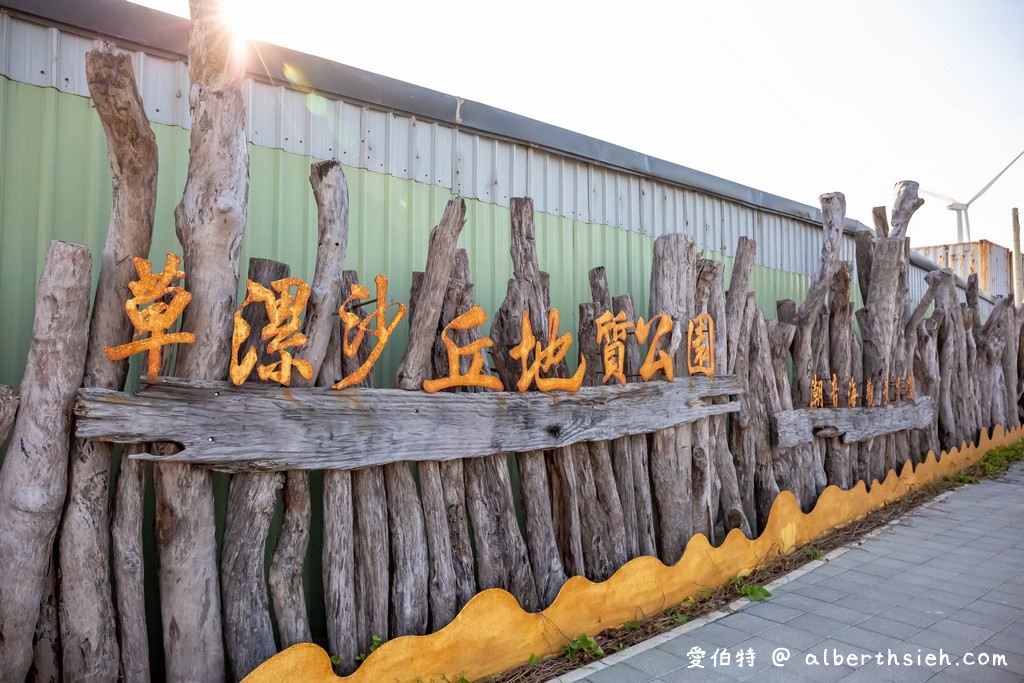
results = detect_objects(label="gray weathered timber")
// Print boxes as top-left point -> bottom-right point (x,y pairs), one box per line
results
772,397 -> 936,448
691,261 -> 717,542
827,263 -> 854,488
82,376 -> 741,470
854,230 -> 875,305
725,236 -> 756,376
613,294 -> 657,558
221,471 -> 282,678
220,257 -> 288,681
790,193 -> 846,407
727,291 -> 758,530
159,1 -> 248,677
436,271 -> 536,610
490,198 -> 567,603
111,444 -> 150,683
748,307 -> 781,532
406,264 -> 456,632
268,160 -> 349,654
0,386 -> 18,454
334,271 -> 389,654
385,461 -> 428,637
270,471 -> 312,645
0,242 -> 92,681
578,303 -> 628,579
29,550 -> 60,683
395,198 -> 467,390
707,262 -> 750,537
648,233 -> 696,564
319,313 -> 357,673
59,43 -> 158,682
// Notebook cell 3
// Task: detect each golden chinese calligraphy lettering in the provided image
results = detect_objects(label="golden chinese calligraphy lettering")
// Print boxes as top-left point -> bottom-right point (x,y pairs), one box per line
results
634,313 -> 674,382
895,376 -> 905,401
422,304 -> 504,393
333,274 -> 406,390
509,309 -> 586,393
229,277 -> 313,386
687,313 -> 715,376
906,375 -> 915,400
848,376 -> 859,407
829,373 -> 840,408
882,375 -> 890,406
865,379 -> 875,407
103,253 -> 196,380
595,309 -> 634,385
810,374 -> 824,408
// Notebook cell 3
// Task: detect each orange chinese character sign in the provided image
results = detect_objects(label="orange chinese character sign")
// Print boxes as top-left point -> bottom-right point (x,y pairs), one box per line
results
829,373 -> 840,408
848,377 -> 859,407
634,313 -> 674,381
334,275 -> 406,390
510,309 -> 586,393
104,253 -> 196,380
810,375 -> 824,409
595,309 -> 634,385
230,278 -> 313,387
423,305 -> 503,393
687,313 -> 715,376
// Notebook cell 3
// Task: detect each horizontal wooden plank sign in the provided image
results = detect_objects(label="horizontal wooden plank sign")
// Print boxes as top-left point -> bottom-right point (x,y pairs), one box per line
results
772,396 -> 936,448
75,375 -> 742,471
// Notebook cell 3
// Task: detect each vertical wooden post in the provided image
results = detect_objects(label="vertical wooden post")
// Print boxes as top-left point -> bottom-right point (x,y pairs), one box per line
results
159,0 -> 249,677
0,242 -> 92,680
220,259 -> 289,680
648,233 -> 696,563
58,43 -> 158,681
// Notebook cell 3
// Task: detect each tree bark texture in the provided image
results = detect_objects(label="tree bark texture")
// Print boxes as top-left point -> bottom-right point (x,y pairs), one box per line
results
0,242 -> 92,681
112,445 -> 150,683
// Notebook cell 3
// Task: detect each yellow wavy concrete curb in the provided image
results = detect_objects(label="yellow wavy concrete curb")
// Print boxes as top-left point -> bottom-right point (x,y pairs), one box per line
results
244,424 -> 1023,683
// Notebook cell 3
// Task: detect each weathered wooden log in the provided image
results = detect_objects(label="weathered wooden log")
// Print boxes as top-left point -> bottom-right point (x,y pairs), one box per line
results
854,230 -> 875,305
747,307 -> 782,532
269,162 -> 350,653
111,444 -> 150,683
648,233 -> 696,563
613,294 -> 657,557
424,257 -> 478,615
691,261 -> 717,541
725,236 -> 756,375
158,2 -> 249,677
220,258 -> 289,680
914,319 -> 942,458
768,319 -> 818,509
871,206 -> 890,237
30,549 -> 60,683
0,242 -> 92,681
318,309 -> 357,673
0,386 -> 18,454
407,275 -> 458,632
706,262 -> 750,537
57,43 -> 158,682
727,292 -> 758,530
790,193 -> 847,406
1000,300 -> 1021,428
773,398 -> 936,448
85,376 -> 741,470
489,198 -> 568,603
436,265 -> 537,610
389,199 -> 467,636
270,471 -> 312,645
395,199 -> 467,390
578,303 -> 628,577
826,263 -> 854,488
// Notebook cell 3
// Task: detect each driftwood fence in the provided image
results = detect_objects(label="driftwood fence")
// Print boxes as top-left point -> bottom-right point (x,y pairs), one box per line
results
2,5 -> 1023,683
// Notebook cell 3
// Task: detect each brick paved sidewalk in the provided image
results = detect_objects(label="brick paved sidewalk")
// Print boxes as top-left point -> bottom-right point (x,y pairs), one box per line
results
553,463 -> 1024,682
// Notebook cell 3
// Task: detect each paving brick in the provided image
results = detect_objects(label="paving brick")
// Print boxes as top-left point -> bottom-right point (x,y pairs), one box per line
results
623,647 -> 688,677
741,600 -> 803,624
718,612 -> 777,636
786,613 -> 852,639
831,625 -> 899,651
583,663 -> 650,682
857,615 -> 922,639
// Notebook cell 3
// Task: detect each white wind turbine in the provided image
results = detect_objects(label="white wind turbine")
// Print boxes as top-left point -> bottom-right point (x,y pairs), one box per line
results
922,147 -> 1024,243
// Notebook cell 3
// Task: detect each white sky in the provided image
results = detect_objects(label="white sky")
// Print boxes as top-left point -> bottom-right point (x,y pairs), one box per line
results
129,0 -> 1024,250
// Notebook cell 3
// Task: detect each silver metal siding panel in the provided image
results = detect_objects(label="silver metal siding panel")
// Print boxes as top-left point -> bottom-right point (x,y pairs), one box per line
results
337,101 -> 362,167
362,107 -> 388,174
387,112 -> 411,180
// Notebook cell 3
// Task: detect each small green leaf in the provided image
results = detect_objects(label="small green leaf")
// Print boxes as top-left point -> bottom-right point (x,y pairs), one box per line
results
742,584 -> 772,602
527,653 -> 538,666
672,614 -> 688,626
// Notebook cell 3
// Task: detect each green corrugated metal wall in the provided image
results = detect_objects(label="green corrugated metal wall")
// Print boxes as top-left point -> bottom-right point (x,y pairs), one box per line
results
0,76 -> 815,391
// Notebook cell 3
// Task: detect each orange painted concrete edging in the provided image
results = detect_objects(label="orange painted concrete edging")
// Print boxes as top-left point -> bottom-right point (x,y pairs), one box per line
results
244,424 -> 1023,683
